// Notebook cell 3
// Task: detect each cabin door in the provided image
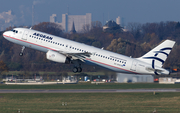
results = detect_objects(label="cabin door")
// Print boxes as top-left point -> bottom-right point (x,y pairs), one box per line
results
22,31 -> 29,40
130,60 -> 138,71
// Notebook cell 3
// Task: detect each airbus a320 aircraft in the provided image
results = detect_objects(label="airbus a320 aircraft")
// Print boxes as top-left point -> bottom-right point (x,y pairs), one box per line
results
3,28 -> 175,75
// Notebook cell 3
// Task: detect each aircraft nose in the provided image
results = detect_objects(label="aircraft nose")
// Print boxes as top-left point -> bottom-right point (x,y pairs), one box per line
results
3,31 -> 10,39
3,31 -> 8,37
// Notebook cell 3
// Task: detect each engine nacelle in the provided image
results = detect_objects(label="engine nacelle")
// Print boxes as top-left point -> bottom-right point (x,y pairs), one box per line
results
46,50 -> 70,63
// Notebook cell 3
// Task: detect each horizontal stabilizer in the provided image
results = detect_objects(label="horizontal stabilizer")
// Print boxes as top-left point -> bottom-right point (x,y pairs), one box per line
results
146,67 -> 169,75
146,67 -> 163,73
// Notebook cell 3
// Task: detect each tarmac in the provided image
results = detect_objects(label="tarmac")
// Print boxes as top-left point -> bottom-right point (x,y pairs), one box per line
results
0,89 -> 180,93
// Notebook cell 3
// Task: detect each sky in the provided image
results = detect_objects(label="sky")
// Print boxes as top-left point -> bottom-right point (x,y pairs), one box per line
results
0,0 -> 180,27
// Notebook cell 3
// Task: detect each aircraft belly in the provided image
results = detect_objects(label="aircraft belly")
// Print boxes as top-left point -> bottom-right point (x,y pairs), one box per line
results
27,43 -> 48,52
85,59 -> 135,74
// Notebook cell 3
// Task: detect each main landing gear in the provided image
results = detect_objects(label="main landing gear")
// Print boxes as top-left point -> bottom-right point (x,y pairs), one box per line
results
19,46 -> 25,56
72,62 -> 82,73
73,67 -> 82,73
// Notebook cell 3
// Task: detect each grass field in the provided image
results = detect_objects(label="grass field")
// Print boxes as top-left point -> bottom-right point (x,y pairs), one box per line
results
0,93 -> 180,113
1,83 -> 180,112
2,71 -> 105,76
1,83 -> 180,89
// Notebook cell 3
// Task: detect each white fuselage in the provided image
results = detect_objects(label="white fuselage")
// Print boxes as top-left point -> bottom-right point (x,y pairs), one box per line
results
3,28 -> 169,75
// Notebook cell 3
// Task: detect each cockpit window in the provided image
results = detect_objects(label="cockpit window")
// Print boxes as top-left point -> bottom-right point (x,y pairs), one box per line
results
12,29 -> 18,33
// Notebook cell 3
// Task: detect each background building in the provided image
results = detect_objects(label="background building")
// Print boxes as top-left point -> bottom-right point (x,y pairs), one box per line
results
0,10 -> 15,31
50,14 -> 57,23
116,73 -> 154,83
61,13 -> 91,32
50,13 -> 92,33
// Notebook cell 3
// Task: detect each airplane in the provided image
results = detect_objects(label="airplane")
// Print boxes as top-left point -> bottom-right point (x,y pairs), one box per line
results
3,27 -> 175,75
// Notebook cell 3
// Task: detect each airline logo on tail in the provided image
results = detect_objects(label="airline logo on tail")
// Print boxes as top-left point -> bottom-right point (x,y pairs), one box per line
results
142,47 -> 172,75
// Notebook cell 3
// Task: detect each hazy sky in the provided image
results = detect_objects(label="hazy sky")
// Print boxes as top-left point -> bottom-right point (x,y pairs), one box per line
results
0,0 -> 180,26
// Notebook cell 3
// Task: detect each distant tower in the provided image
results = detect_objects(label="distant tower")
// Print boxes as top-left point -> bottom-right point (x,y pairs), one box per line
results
116,16 -> 121,25
67,5 -> 69,15
70,21 -> 76,34
32,5 -> 34,26
50,14 -> 57,23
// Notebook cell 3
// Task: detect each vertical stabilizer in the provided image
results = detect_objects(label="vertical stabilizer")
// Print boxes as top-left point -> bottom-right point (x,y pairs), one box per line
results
137,40 -> 175,68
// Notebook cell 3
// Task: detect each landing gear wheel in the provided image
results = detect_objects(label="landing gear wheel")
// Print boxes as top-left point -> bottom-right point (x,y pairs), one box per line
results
78,67 -> 82,72
73,67 -> 78,73
19,52 -> 23,56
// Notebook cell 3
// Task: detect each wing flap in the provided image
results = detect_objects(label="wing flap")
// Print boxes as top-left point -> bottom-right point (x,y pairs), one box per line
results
57,51 -> 92,62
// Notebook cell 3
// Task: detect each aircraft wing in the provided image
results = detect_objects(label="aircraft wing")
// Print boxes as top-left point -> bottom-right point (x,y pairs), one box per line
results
57,51 -> 92,62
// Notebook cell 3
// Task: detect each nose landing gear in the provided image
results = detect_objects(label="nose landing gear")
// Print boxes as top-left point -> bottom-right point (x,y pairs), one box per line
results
19,46 -> 25,56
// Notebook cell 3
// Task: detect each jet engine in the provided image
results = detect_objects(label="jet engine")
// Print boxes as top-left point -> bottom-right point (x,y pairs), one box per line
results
46,50 -> 71,63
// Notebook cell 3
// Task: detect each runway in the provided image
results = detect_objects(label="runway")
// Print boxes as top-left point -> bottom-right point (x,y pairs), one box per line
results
0,89 -> 180,93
